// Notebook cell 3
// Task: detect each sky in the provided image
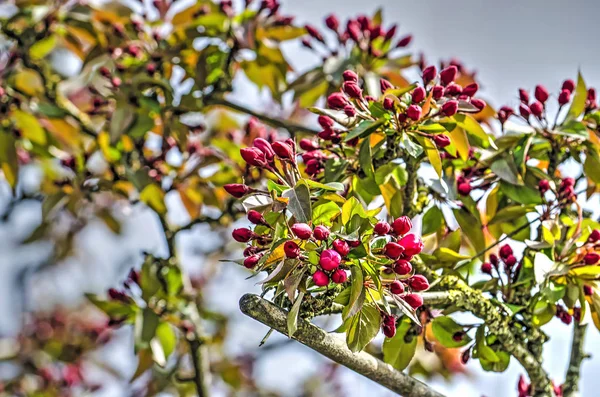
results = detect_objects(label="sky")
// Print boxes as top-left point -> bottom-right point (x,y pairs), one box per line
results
2,1 -> 600,396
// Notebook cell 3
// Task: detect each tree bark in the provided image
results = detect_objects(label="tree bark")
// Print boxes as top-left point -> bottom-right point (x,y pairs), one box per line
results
239,293 -> 445,397
563,323 -> 588,397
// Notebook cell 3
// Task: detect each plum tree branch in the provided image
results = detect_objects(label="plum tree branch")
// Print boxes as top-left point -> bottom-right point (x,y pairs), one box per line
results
239,293 -> 445,397
563,323 -> 589,397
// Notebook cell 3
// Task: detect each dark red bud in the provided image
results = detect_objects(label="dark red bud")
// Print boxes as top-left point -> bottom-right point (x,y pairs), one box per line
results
313,225 -> 330,240
584,252 -> 600,265
481,262 -> 493,274
291,223 -> 312,240
558,89 -> 571,105
441,100 -> 459,116
412,86 -> 426,103
433,134 -> 451,148
374,221 -> 391,235
588,229 -> 600,243
422,65 -> 437,84
462,83 -> 479,97
534,85 -> 549,103
390,280 -> 405,294
318,115 -> 335,129
327,92 -> 348,110
408,274 -> 429,291
518,88 -> 529,103
284,240 -> 301,258
432,85 -> 444,100
331,268 -> 348,284
384,242 -> 404,259
244,254 -> 261,269
406,104 -> 422,120
383,97 -> 394,110
394,260 -> 412,275
313,270 -> 329,286
519,103 -> 531,119
272,141 -> 294,160
247,210 -> 266,225
562,79 -> 575,93
299,138 -> 319,151
380,79 -> 394,93
232,228 -> 254,242
499,244 -> 513,259
396,34 -> 412,48
325,14 -> 340,32
440,65 -> 458,86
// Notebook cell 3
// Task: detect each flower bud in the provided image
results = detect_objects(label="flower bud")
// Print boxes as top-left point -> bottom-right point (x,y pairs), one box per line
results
422,65 -> 437,84
291,223 -> 312,240
534,85 -> 549,103
398,236 -> 423,258
305,159 -> 322,176
333,239 -> 350,256
518,88 -> 529,103
244,254 -> 261,269
538,179 -> 550,193
440,65 -> 457,86
584,252 -> 600,265
441,100 -> 459,116
408,275 -> 429,291
481,262 -> 493,274
444,83 -> 462,97
272,141 -> 294,160
342,69 -> 359,83
232,228 -> 254,242
390,280 -> 405,294
247,210 -> 266,225
313,270 -> 329,286
394,259 -> 412,275
433,134 -> 451,148
457,182 -> 471,196
374,221 -> 391,235
344,104 -> 357,117
331,268 -> 348,284
224,184 -> 250,198
588,229 -> 600,243
343,81 -> 362,99
461,348 -> 471,364
380,78 -> 393,93
325,14 -> 340,32
384,242 -> 404,259
499,244 -> 513,259
412,86 -> 426,103
392,216 -> 412,236
305,24 -> 325,43
284,241 -> 300,258
383,322 -> 396,338
406,104 -> 422,121
562,79 -> 575,93
462,83 -> 479,97
471,98 -> 486,111
384,24 -> 397,42
383,97 -> 394,110
519,103 -> 531,119
320,249 -> 341,271
432,85 -> 444,100
504,255 -> 517,267
558,89 -> 571,105
317,115 -> 335,130
314,225 -> 330,240
241,147 -> 268,167
584,285 -> 593,296
402,293 -> 423,309
327,92 -> 348,110
396,34 -> 412,48
299,138 -> 319,151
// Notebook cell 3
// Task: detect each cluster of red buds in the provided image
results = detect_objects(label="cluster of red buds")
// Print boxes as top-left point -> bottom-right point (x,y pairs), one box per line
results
481,244 -> 518,276
302,13 -> 412,61
455,166 -> 486,196
517,375 -> 563,397
555,304 -> 573,325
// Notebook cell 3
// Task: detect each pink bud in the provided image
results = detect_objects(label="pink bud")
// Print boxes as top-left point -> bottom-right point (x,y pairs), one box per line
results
299,138 -> 319,151
343,81 -> 362,98
344,104 -> 357,117
408,275 -> 429,291
374,221 -> 391,235
247,210 -> 266,225
396,34 -> 412,48
519,103 -> 531,119
518,88 -> 529,103
534,85 -> 549,103
457,182 -> 471,196
272,141 -> 294,160
441,100 -> 459,116
398,234 -> 423,256
284,241 -> 300,258
390,280 -> 405,294
224,184 -> 250,198
333,239 -> 350,256
432,85 -> 444,100
320,249 -> 341,271
562,79 -> 575,93
325,14 -> 339,32
244,254 -> 261,269
462,83 -> 478,97
383,97 -> 394,110
422,65 -> 437,84
342,70 -> 358,82
481,262 -> 493,274
530,101 -> 544,118
402,293 -> 423,309
380,78 -> 394,92
392,216 -> 412,235
584,253 -> 600,265
232,228 -> 254,242
440,65 -> 458,86
291,223 -> 312,240
558,89 -> 571,105
327,92 -> 348,110
394,260 -> 412,275
471,98 -> 486,111
433,134 -> 451,148
412,86 -> 426,103
444,83 -> 463,96
313,270 -> 329,286
331,269 -> 348,284
314,225 -> 330,240
499,244 -> 513,259
538,179 -> 550,193
253,138 -> 276,159
406,104 -> 422,121
588,229 -> 600,243
384,24 -> 397,42
305,24 -> 325,43
384,242 -> 404,259
318,115 -> 335,130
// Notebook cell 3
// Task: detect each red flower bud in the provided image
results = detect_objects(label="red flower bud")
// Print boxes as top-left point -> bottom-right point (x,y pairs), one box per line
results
499,244 -> 513,259
529,101 -> 543,118
408,275 -> 429,291
519,103 -> 531,119
327,92 -> 348,110
313,270 -> 329,286
441,100 -> 459,116
384,25 -> 397,42
412,86 -> 426,103
462,83 -> 479,97
299,138 -> 319,151
394,259 -> 412,275
534,85 -> 549,103
320,249 -> 341,271
383,97 -> 394,110
390,280 -> 405,294
305,24 -> 325,43
232,228 -> 254,242
588,88 -> 596,101
325,14 -> 340,32
558,89 -> 571,105
272,141 -> 294,160
384,242 -> 404,259
247,210 -> 266,225
505,255 -> 517,267
318,115 -> 335,130
588,229 -> 600,243
374,221 -> 391,235
402,293 -> 424,309
343,81 -> 362,99
383,322 -> 396,338
333,239 -> 350,256
584,285 -> 593,296
284,241 -> 301,258
244,254 -> 261,269
380,78 -> 393,93
519,88 -> 529,103
440,65 -> 457,86
562,79 -> 575,93
481,262 -> 493,274
224,184 -> 250,198
433,134 -> 451,148
584,252 -> 600,265
331,268 -> 348,284
396,34 -> 412,48
392,216 -> 412,235
241,147 -> 268,167
432,85 -> 444,100
461,348 -> 471,364
253,138 -> 275,160
422,65 -> 437,84
314,225 -> 330,240
305,159 -> 323,176
538,179 -> 550,193
99,66 -> 111,78
291,223 -> 312,240
471,98 -> 486,111
406,104 -> 422,121
342,70 -> 358,82
444,83 -> 463,97
457,182 -> 471,196
489,254 -> 499,266
344,104 -> 357,117
398,234 -> 423,256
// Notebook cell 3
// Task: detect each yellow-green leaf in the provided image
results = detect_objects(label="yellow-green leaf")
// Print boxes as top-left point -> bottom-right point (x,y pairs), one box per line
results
29,35 -> 57,59
140,184 -> 167,215
568,72 -> 587,119
13,110 -> 47,145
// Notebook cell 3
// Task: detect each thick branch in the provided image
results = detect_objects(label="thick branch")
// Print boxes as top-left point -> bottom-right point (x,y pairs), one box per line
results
563,323 -> 588,397
239,293 -> 445,397
188,339 -> 210,397
206,96 -> 319,136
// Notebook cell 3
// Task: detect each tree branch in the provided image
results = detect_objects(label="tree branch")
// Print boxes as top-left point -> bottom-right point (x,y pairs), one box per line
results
239,293 -> 445,397
188,338 -> 210,397
563,323 -> 589,397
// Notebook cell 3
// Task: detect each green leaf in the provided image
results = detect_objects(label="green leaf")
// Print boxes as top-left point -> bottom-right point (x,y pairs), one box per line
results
136,308 -> 159,350
344,265 -> 365,319
567,72 -> 587,119
584,149 -> 600,184
454,208 -> 485,252
433,247 -> 470,264
359,138 -> 374,178
419,135 -> 442,177
449,127 -> 470,161
29,35 -> 57,59
346,302 -> 381,352
154,322 -> 176,363
287,291 -> 305,337
341,196 -> 368,225
283,181 -> 312,223
110,103 -> 136,143
422,206 -> 444,235
432,316 -> 472,348
344,118 -> 386,142
489,205 -> 533,225
140,184 -> 167,215
383,318 -> 417,371
452,114 -> 493,148
13,110 -> 47,145
500,181 -> 542,205
303,179 -> 344,191
491,158 -> 522,185
475,326 -> 499,363
312,201 -> 340,226
0,132 -> 19,189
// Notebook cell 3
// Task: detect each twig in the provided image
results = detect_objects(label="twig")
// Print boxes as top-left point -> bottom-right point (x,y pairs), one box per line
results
239,293 -> 445,397
563,323 -> 589,397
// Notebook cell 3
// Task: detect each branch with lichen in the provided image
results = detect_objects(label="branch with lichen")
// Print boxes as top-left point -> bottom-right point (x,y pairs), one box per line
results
563,323 -> 589,397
